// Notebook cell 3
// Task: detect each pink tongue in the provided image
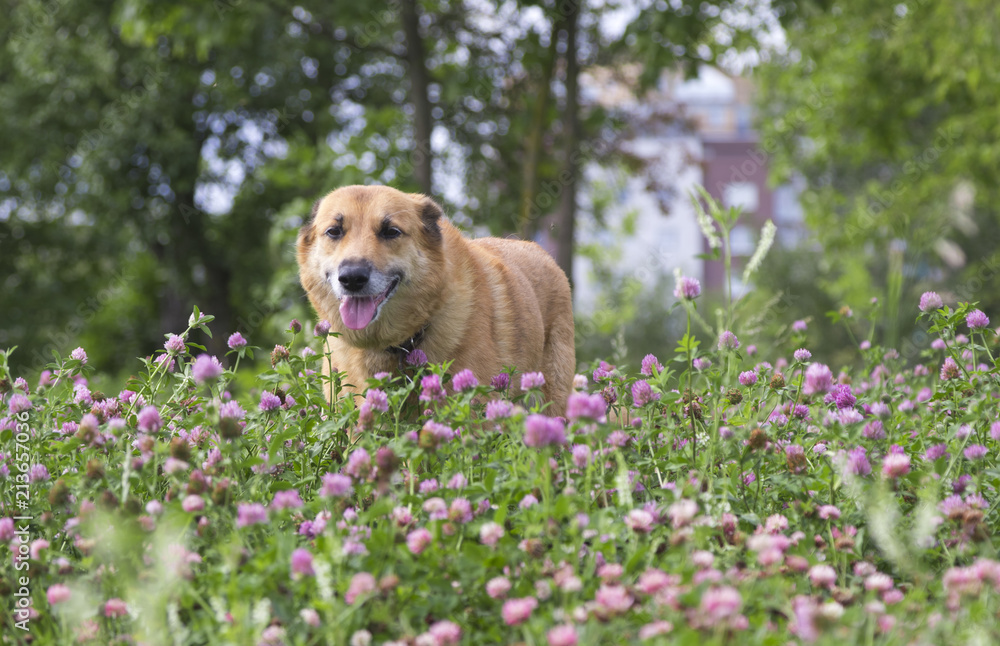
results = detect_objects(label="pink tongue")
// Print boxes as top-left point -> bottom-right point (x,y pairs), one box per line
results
340,296 -> 378,330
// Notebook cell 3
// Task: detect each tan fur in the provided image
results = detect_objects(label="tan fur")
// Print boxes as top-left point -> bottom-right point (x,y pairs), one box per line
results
296,185 -> 576,415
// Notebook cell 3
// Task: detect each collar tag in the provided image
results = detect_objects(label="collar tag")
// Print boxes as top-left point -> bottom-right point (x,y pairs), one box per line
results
385,326 -> 427,372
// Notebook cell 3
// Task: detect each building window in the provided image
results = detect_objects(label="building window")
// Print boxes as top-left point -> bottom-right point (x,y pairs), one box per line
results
730,224 -> 755,256
736,106 -> 753,134
708,105 -> 728,129
723,182 -> 759,213
773,183 -> 803,223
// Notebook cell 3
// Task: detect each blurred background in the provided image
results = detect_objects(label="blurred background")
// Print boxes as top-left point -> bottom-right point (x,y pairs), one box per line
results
2,0 -> 998,381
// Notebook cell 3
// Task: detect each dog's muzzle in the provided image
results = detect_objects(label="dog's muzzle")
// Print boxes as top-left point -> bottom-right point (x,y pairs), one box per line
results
333,260 -> 401,330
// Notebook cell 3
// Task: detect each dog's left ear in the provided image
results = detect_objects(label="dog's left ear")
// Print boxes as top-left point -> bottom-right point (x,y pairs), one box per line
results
419,196 -> 443,243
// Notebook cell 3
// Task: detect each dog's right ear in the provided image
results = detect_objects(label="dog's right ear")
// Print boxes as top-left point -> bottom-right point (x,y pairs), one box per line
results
420,196 -> 443,243
298,198 -> 321,249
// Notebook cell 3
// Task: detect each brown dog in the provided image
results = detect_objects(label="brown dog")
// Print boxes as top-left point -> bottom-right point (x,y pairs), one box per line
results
296,185 -> 575,415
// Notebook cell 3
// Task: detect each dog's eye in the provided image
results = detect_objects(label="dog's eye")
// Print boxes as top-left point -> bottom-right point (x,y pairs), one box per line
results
379,226 -> 403,240
325,226 -> 344,240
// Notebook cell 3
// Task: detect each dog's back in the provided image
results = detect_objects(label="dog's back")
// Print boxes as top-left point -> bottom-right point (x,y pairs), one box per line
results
468,237 -> 576,412
470,237 -> 572,330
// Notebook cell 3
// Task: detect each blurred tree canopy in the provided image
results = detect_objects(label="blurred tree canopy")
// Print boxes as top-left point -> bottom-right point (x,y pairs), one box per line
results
757,0 -> 1000,351
1,0 -> 792,376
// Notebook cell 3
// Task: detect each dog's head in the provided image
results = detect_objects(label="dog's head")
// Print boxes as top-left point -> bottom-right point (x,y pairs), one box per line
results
297,185 -> 445,347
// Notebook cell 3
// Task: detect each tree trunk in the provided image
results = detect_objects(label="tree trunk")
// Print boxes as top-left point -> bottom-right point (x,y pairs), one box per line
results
159,287 -> 189,345
170,185 -> 233,361
150,110 -> 238,359
202,263 -> 233,360
554,1 -> 580,287
517,22 -> 561,239
401,0 -> 433,195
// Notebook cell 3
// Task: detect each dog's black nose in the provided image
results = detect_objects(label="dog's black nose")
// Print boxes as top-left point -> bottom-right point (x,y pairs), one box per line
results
338,262 -> 371,292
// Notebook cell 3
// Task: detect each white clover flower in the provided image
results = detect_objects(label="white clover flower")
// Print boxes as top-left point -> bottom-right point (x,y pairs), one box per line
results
742,219 -> 777,284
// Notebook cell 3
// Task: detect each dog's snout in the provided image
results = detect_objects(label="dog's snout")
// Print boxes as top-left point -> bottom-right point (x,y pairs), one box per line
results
338,261 -> 371,293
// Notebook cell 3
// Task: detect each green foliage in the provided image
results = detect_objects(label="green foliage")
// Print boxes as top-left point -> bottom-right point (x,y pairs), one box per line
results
740,245 -> 862,367
3,296 -> 1000,643
757,0 -> 1000,348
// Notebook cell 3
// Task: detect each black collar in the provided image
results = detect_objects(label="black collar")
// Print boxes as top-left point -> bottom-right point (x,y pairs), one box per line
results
385,325 -> 427,371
